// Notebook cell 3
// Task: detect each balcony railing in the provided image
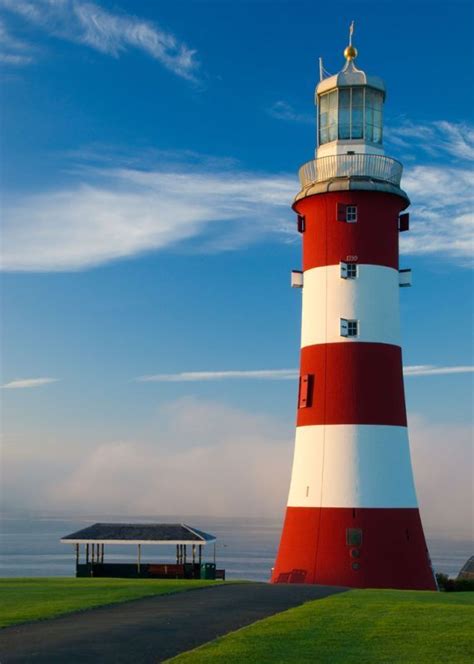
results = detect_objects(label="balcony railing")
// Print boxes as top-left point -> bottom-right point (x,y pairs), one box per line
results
298,154 -> 403,188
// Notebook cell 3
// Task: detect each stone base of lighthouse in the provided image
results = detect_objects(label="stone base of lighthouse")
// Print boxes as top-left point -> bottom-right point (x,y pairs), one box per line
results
271,507 -> 436,589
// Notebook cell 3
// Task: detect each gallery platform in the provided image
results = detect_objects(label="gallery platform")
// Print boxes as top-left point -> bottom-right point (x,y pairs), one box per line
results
61,522 -> 225,580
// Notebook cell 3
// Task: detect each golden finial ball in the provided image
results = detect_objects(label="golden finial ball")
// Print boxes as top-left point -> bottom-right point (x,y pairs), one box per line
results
344,45 -> 358,60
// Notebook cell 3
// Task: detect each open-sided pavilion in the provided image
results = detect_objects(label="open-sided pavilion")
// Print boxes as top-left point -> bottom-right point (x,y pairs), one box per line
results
61,523 -> 224,579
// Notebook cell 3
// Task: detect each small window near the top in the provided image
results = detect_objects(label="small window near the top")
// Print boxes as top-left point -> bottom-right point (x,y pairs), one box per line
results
340,262 -> 357,279
340,318 -> 358,337
336,203 -> 358,223
346,205 -> 357,223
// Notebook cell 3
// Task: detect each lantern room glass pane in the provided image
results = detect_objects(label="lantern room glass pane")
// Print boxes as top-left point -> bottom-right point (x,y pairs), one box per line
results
352,88 -> 364,108
339,124 -> 350,139
319,85 -> 383,145
339,88 -> 350,108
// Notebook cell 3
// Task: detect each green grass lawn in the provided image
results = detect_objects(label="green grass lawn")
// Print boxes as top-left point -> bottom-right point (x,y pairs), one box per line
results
168,589 -> 474,664
0,577 -> 223,628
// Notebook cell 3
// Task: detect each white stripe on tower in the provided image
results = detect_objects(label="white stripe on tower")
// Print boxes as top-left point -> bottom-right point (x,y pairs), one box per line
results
286,425 -> 418,508
301,264 -> 401,348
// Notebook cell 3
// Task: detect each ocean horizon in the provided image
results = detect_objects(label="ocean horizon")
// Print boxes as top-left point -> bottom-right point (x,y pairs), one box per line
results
1,512 -> 472,581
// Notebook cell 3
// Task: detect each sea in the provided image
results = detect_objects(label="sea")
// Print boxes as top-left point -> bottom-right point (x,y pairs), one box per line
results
0,513 -> 472,581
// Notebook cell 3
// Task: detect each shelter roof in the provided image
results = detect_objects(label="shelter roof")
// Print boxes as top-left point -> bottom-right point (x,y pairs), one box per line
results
61,523 -> 216,545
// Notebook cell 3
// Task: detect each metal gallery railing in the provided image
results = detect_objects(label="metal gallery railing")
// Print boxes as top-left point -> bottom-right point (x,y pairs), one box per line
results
298,153 -> 403,188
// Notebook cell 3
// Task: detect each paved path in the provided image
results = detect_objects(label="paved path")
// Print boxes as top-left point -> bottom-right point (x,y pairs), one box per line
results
0,583 -> 346,663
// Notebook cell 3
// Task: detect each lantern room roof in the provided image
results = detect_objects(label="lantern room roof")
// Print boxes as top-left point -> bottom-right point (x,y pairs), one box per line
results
316,59 -> 385,97
316,26 -> 386,98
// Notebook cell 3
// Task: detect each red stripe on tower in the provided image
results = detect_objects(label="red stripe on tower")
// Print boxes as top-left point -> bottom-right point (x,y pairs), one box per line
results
271,30 -> 436,590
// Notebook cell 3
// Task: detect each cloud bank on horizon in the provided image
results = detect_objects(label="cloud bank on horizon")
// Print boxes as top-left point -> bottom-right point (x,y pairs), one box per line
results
2,397 -> 472,537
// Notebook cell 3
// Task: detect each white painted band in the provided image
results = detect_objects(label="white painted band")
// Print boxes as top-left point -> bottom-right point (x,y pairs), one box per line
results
301,264 -> 401,348
287,424 -> 418,508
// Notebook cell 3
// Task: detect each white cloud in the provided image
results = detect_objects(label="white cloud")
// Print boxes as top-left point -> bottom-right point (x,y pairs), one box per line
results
409,415 -> 473,539
386,120 -> 474,162
0,0 -> 199,80
135,366 -> 473,382
400,165 -> 473,262
1,162 -> 296,271
0,18 -> 34,65
1,377 -> 59,389
267,101 -> 313,125
3,398 -> 293,517
2,120 -> 473,272
403,365 -> 474,377
137,369 -> 298,383
2,397 -> 472,537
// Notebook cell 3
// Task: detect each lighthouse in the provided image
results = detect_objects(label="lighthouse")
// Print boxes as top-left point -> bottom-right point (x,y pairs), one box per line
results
272,29 -> 436,590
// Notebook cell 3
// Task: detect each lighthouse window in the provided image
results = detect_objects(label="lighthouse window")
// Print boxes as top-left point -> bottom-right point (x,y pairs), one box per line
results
336,203 -> 357,223
346,205 -> 357,222
340,319 -> 358,337
341,262 -> 357,279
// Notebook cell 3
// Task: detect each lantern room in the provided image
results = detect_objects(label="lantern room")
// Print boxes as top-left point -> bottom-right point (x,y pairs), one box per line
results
315,37 -> 386,158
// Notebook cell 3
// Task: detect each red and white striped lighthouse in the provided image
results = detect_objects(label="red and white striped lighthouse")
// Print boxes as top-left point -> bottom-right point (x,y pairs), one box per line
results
271,31 -> 436,590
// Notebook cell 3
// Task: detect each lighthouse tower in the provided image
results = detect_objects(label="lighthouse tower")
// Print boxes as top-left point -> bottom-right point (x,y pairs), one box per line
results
271,31 -> 436,590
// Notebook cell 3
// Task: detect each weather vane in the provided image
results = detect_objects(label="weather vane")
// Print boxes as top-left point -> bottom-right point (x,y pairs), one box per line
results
344,20 -> 357,61
349,20 -> 355,46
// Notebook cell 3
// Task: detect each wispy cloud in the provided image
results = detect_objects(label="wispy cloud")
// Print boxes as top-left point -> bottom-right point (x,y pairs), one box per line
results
1,377 -> 59,389
403,365 -> 474,377
386,119 -> 474,162
400,164 -> 473,262
135,365 -> 473,383
384,120 -> 474,264
1,157 -> 296,272
0,0 -> 199,80
2,116 -> 473,272
0,18 -> 34,65
267,101 -> 313,125
136,369 -> 298,383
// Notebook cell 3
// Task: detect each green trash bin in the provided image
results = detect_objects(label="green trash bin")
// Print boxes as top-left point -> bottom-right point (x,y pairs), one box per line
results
200,563 -> 216,580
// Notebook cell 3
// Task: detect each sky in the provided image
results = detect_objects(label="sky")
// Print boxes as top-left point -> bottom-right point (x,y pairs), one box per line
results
0,0 -> 473,537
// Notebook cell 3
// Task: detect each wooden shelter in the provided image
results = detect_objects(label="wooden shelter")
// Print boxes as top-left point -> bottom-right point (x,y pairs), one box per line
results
61,523 -> 224,579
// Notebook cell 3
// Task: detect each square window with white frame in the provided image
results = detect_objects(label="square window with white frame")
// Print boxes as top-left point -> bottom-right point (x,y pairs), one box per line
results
340,262 -> 357,279
340,318 -> 359,337
346,205 -> 357,222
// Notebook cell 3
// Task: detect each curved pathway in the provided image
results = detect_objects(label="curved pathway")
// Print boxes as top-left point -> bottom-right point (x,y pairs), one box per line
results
0,582 -> 346,663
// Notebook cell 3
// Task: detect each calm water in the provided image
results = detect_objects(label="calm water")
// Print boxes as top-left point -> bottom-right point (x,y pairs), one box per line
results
0,513 -> 471,580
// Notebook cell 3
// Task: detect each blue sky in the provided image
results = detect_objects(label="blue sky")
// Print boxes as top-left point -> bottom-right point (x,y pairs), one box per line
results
1,0 -> 472,532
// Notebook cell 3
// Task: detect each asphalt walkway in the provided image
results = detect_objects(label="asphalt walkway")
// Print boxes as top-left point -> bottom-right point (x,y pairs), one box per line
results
0,582 -> 346,663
